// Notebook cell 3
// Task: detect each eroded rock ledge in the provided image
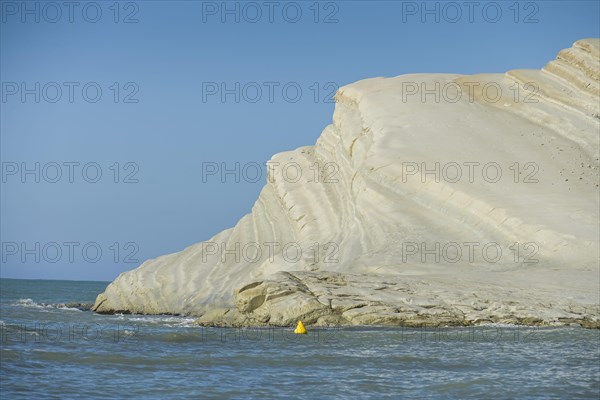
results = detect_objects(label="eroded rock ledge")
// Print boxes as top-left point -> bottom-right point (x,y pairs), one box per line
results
193,271 -> 599,329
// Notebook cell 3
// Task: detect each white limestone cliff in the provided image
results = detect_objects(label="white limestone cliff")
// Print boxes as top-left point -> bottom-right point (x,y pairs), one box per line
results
93,39 -> 600,328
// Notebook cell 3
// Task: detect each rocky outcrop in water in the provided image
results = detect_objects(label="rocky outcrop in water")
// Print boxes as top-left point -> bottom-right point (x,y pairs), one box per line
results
93,39 -> 600,328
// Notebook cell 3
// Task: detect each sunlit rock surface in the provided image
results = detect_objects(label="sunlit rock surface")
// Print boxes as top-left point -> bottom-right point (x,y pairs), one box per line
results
94,39 -> 600,328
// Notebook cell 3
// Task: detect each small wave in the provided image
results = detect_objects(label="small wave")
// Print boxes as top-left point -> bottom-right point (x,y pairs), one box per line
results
14,298 -> 40,307
113,314 -> 197,327
55,305 -> 83,311
132,315 -> 198,328
13,298 -> 91,311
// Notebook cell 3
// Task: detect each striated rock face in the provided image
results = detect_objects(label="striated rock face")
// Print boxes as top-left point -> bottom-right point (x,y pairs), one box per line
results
93,39 -> 600,328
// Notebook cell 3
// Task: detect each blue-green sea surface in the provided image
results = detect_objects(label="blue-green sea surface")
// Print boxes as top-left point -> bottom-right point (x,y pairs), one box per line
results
1,278 -> 599,399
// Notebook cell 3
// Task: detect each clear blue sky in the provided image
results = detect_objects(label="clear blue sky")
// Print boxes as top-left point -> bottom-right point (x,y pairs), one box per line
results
1,0 -> 599,281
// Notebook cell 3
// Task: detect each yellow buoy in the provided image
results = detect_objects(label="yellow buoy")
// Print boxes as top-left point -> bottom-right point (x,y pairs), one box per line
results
294,320 -> 307,334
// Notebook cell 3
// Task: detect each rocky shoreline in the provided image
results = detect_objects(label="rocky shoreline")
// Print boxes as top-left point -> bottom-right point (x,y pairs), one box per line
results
94,270 -> 599,329
92,39 -> 600,330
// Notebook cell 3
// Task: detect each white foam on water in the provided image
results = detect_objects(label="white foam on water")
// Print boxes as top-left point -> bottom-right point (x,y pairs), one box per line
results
55,306 -> 83,312
14,298 -> 42,308
112,313 -> 197,327
13,298 -> 84,312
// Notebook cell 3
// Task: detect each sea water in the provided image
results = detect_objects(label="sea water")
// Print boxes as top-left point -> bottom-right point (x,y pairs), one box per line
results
1,278 -> 598,399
